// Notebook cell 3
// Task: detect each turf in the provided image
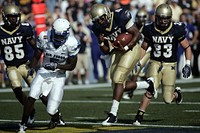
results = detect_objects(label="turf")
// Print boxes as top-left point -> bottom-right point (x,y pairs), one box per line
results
0,78 -> 200,133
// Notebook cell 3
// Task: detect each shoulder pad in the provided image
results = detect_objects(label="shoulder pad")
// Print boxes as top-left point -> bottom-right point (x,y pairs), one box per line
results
66,35 -> 81,56
37,31 -> 48,49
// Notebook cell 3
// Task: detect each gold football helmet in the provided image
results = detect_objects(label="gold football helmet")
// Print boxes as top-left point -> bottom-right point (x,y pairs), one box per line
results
90,3 -> 111,28
2,4 -> 21,29
155,4 -> 172,30
135,9 -> 149,26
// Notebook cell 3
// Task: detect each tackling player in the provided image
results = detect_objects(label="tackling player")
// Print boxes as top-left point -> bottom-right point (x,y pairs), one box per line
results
18,18 -> 80,132
133,4 -> 192,126
90,4 -> 156,126
0,4 -> 36,123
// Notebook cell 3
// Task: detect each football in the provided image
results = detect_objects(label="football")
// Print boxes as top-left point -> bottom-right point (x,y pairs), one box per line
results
112,32 -> 133,48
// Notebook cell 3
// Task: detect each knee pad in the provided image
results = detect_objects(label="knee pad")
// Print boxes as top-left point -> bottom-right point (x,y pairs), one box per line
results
144,91 -> 153,99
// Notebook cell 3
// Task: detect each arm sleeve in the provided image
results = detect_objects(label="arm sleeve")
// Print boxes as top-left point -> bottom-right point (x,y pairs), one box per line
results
177,23 -> 187,42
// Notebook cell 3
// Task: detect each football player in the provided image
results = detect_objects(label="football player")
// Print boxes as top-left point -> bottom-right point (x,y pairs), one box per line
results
0,4 -> 36,123
123,9 -> 152,99
133,4 -> 192,126
18,18 -> 80,132
90,4 -> 155,126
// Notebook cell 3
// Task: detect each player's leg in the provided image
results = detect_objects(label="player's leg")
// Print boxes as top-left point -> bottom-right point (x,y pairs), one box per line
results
133,61 -> 161,126
162,63 -> 182,104
7,66 -> 27,105
123,75 -> 138,99
22,64 -> 37,124
102,44 -> 141,126
18,72 -> 44,132
40,80 -> 65,125
123,50 -> 150,99
47,76 -> 66,129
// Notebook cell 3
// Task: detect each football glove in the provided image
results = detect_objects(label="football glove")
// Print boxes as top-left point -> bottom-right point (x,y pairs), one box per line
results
182,64 -> 191,78
44,63 -> 57,71
26,68 -> 35,79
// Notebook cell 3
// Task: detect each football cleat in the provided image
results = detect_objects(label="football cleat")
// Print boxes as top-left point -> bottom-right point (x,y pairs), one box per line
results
48,120 -> 58,129
175,87 -> 183,104
28,109 -> 35,124
146,77 -> 157,98
122,91 -> 133,100
58,113 -> 66,126
102,113 -> 117,126
133,114 -> 143,126
17,123 -> 27,133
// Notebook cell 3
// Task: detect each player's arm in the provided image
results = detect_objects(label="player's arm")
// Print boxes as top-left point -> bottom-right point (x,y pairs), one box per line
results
178,23 -> 192,64
97,33 -> 110,54
57,56 -> 77,71
180,38 -> 192,78
122,10 -> 140,50
180,38 -> 192,63
126,25 -> 141,50
139,40 -> 149,58
27,36 -> 37,50
25,23 -> 37,50
30,48 -> 42,68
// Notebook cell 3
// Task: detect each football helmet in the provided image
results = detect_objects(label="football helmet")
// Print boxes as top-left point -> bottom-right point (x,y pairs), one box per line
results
51,18 -> 70,47
135,9 -> 149,26
2,4 -> 21,29
90,3 -> 111,28
155,4 -> 172,31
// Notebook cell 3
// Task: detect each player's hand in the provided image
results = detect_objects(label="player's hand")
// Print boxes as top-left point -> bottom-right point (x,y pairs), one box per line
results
182,64 -> 191,78
44,63 -> 57,71
118,42 -> 126,51
98,34 -> 105,43
26,68 -> 35,79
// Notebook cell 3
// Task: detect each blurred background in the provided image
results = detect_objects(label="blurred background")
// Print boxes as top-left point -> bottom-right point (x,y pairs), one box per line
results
0,0 -> 200,88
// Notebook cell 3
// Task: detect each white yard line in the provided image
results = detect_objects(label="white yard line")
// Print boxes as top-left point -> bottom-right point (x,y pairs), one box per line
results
0,119 -> 199,129
0,99 -> 200,105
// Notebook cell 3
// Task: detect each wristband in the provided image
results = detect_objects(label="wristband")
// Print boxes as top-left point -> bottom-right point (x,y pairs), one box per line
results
124,46 -> 129,51
186,60 -> 191,65
100,42 -> 104,46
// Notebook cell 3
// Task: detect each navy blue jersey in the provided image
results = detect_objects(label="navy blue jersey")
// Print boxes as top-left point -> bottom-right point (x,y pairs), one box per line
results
0,22 -> 34,66
92,8 -> 132,43
142,22 -> 186,62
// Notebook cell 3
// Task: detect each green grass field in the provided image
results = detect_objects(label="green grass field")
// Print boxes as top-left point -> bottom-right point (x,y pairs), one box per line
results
0,78 -> 200,133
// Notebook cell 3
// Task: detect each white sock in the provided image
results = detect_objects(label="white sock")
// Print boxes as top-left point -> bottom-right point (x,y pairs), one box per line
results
110,100 -> 119,116
136,81 -> 149,89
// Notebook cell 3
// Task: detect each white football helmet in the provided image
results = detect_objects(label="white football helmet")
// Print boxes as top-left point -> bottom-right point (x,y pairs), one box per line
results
51,18 -> 70,47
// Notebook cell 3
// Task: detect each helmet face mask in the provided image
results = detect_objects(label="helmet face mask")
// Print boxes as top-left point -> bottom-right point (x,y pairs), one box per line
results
2,4 -> 21,29
90,4 -> 111,28
51,18 -> 70,47
135,9 -> 148,26
156,16 -> 171,29
155,4 -> 172,31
